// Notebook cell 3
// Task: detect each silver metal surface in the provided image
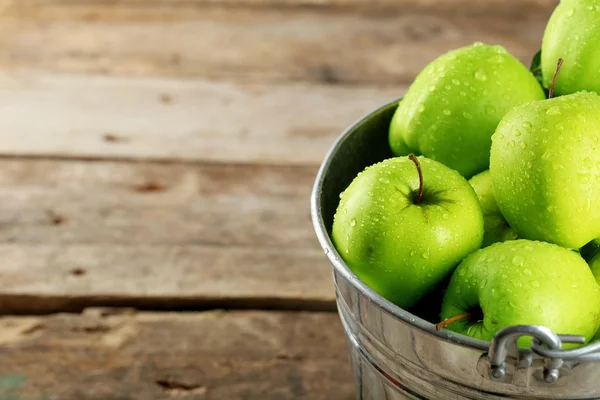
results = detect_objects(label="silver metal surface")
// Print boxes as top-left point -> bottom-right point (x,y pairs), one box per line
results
310,97 -> 600,399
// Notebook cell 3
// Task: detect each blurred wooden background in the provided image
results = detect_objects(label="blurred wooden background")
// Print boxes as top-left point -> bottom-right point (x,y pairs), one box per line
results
0,1 -> 557,399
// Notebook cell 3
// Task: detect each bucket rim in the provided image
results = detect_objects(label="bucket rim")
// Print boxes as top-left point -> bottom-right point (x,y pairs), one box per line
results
309,96 -> 490,352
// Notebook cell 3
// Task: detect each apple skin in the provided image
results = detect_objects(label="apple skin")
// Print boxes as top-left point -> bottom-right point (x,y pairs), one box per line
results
589,251 -> 600,284
332,156 -> 484,309
490,91 -> 600,250
588,251 -> 600,341
468,170 -> 518,247
440,240 -> 600,348
541,0 -> 600,96
389,42 -> 545,178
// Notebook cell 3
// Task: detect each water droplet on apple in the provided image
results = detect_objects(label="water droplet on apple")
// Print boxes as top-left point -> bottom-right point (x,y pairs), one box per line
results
452,79 -> 461,85
417,104 -> 425,113
474,69 -> 487,81
428,85 -> 436,92
520,142 -> 527,149
546,106 -> 561,115
422,248 -> 431,259
491,288 -> 496,297
502,93 -> 511,101
445,84 -> 452,90
482,88 -> 489,95
410,249 -> 416,257
524,268 -> 532,276
460,91 -> 467,97
463,112 -> 473,119
578,173 -> 591,183
522,121 -> 532,131
487,55 -> 504,64
379,177 -> 390,184
473,41 -> 484,46
583,158 -> 593,170
512,255 -> 524,267
349,219 -> 356,227
427,272 -> 433,277
479,279 -> 487,289
456,287 -> 462,294
532,281 -> 540,288
485,105 -> 495,115
508,140 -> 516,148
567,7 -> 576,16
443,109 -> 451,116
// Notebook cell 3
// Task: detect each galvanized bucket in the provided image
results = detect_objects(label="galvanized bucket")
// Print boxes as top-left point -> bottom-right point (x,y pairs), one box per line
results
310,98 -> 600,399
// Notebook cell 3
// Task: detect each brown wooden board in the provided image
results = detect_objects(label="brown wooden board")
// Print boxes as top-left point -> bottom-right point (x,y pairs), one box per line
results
0,72 -> 402,165
0,159 -> 337,312
0,309 -> 355,399
0,1 -> 553,85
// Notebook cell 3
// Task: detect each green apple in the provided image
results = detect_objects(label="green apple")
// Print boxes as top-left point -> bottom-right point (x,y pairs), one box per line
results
389,42 -> 545,178
490,91 -> 600,249
332,155 -> 484,309
587,250 -> 600,342
590,251 -> 600,283
541,0 -> 600,96
468,170 -> 518,247
439,239 -> 600,347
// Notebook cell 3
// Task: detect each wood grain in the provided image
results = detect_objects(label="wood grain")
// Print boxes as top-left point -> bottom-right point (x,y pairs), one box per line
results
0,159 -> 317,248
0,159 -> 338,311
0,309 -> 354,399
0,71 -> 401,164
0,1 -> 553,84
0,244 -> 334,313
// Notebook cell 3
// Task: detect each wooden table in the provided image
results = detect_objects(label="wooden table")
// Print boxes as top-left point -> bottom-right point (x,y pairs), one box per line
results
0,1 -> 556,399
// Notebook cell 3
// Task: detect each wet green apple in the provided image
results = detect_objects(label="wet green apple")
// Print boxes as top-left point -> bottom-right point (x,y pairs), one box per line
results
468,170 -> 517,247
439,240 -> 600,347
389,42 -> 545,178
490,91 -> 600,249
588,250 -> 600,342
541,0 -> 600,96
332,155 -> 484,309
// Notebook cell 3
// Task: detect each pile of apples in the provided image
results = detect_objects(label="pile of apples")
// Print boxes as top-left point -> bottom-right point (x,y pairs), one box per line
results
332,0 -> 600,346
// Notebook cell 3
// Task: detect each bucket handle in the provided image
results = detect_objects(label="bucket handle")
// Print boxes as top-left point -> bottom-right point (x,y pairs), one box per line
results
488,325 -> 588,384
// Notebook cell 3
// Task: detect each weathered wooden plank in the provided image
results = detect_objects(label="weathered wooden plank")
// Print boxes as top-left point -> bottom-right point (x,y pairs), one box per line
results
0,2 -> 552,84
0,244 -> 334,313
0,159 -> 317,248
19,0 -> 559,12
0,310 -> 354,400
0,159 -> 337,310
0,71 -> 401,164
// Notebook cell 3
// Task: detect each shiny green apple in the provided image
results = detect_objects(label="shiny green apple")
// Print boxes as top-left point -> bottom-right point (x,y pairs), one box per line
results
440,240 -> 600,347
541,0 -> 600,96
490,91 -> 600,249
332,155 -> 484,309
389,42 -> 545,178
468,170 -> 517,247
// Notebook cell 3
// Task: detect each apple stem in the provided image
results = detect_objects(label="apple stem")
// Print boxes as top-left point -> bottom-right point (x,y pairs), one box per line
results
408,154 -> 424,204
548,58 -> 564,99
435,313 -> 472,331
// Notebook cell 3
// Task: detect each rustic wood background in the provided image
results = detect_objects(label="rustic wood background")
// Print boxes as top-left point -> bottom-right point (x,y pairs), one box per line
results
0,1 -> 557,399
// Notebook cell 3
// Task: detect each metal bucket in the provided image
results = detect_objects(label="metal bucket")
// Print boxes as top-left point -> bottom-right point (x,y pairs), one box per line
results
310,97 -> 600,399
